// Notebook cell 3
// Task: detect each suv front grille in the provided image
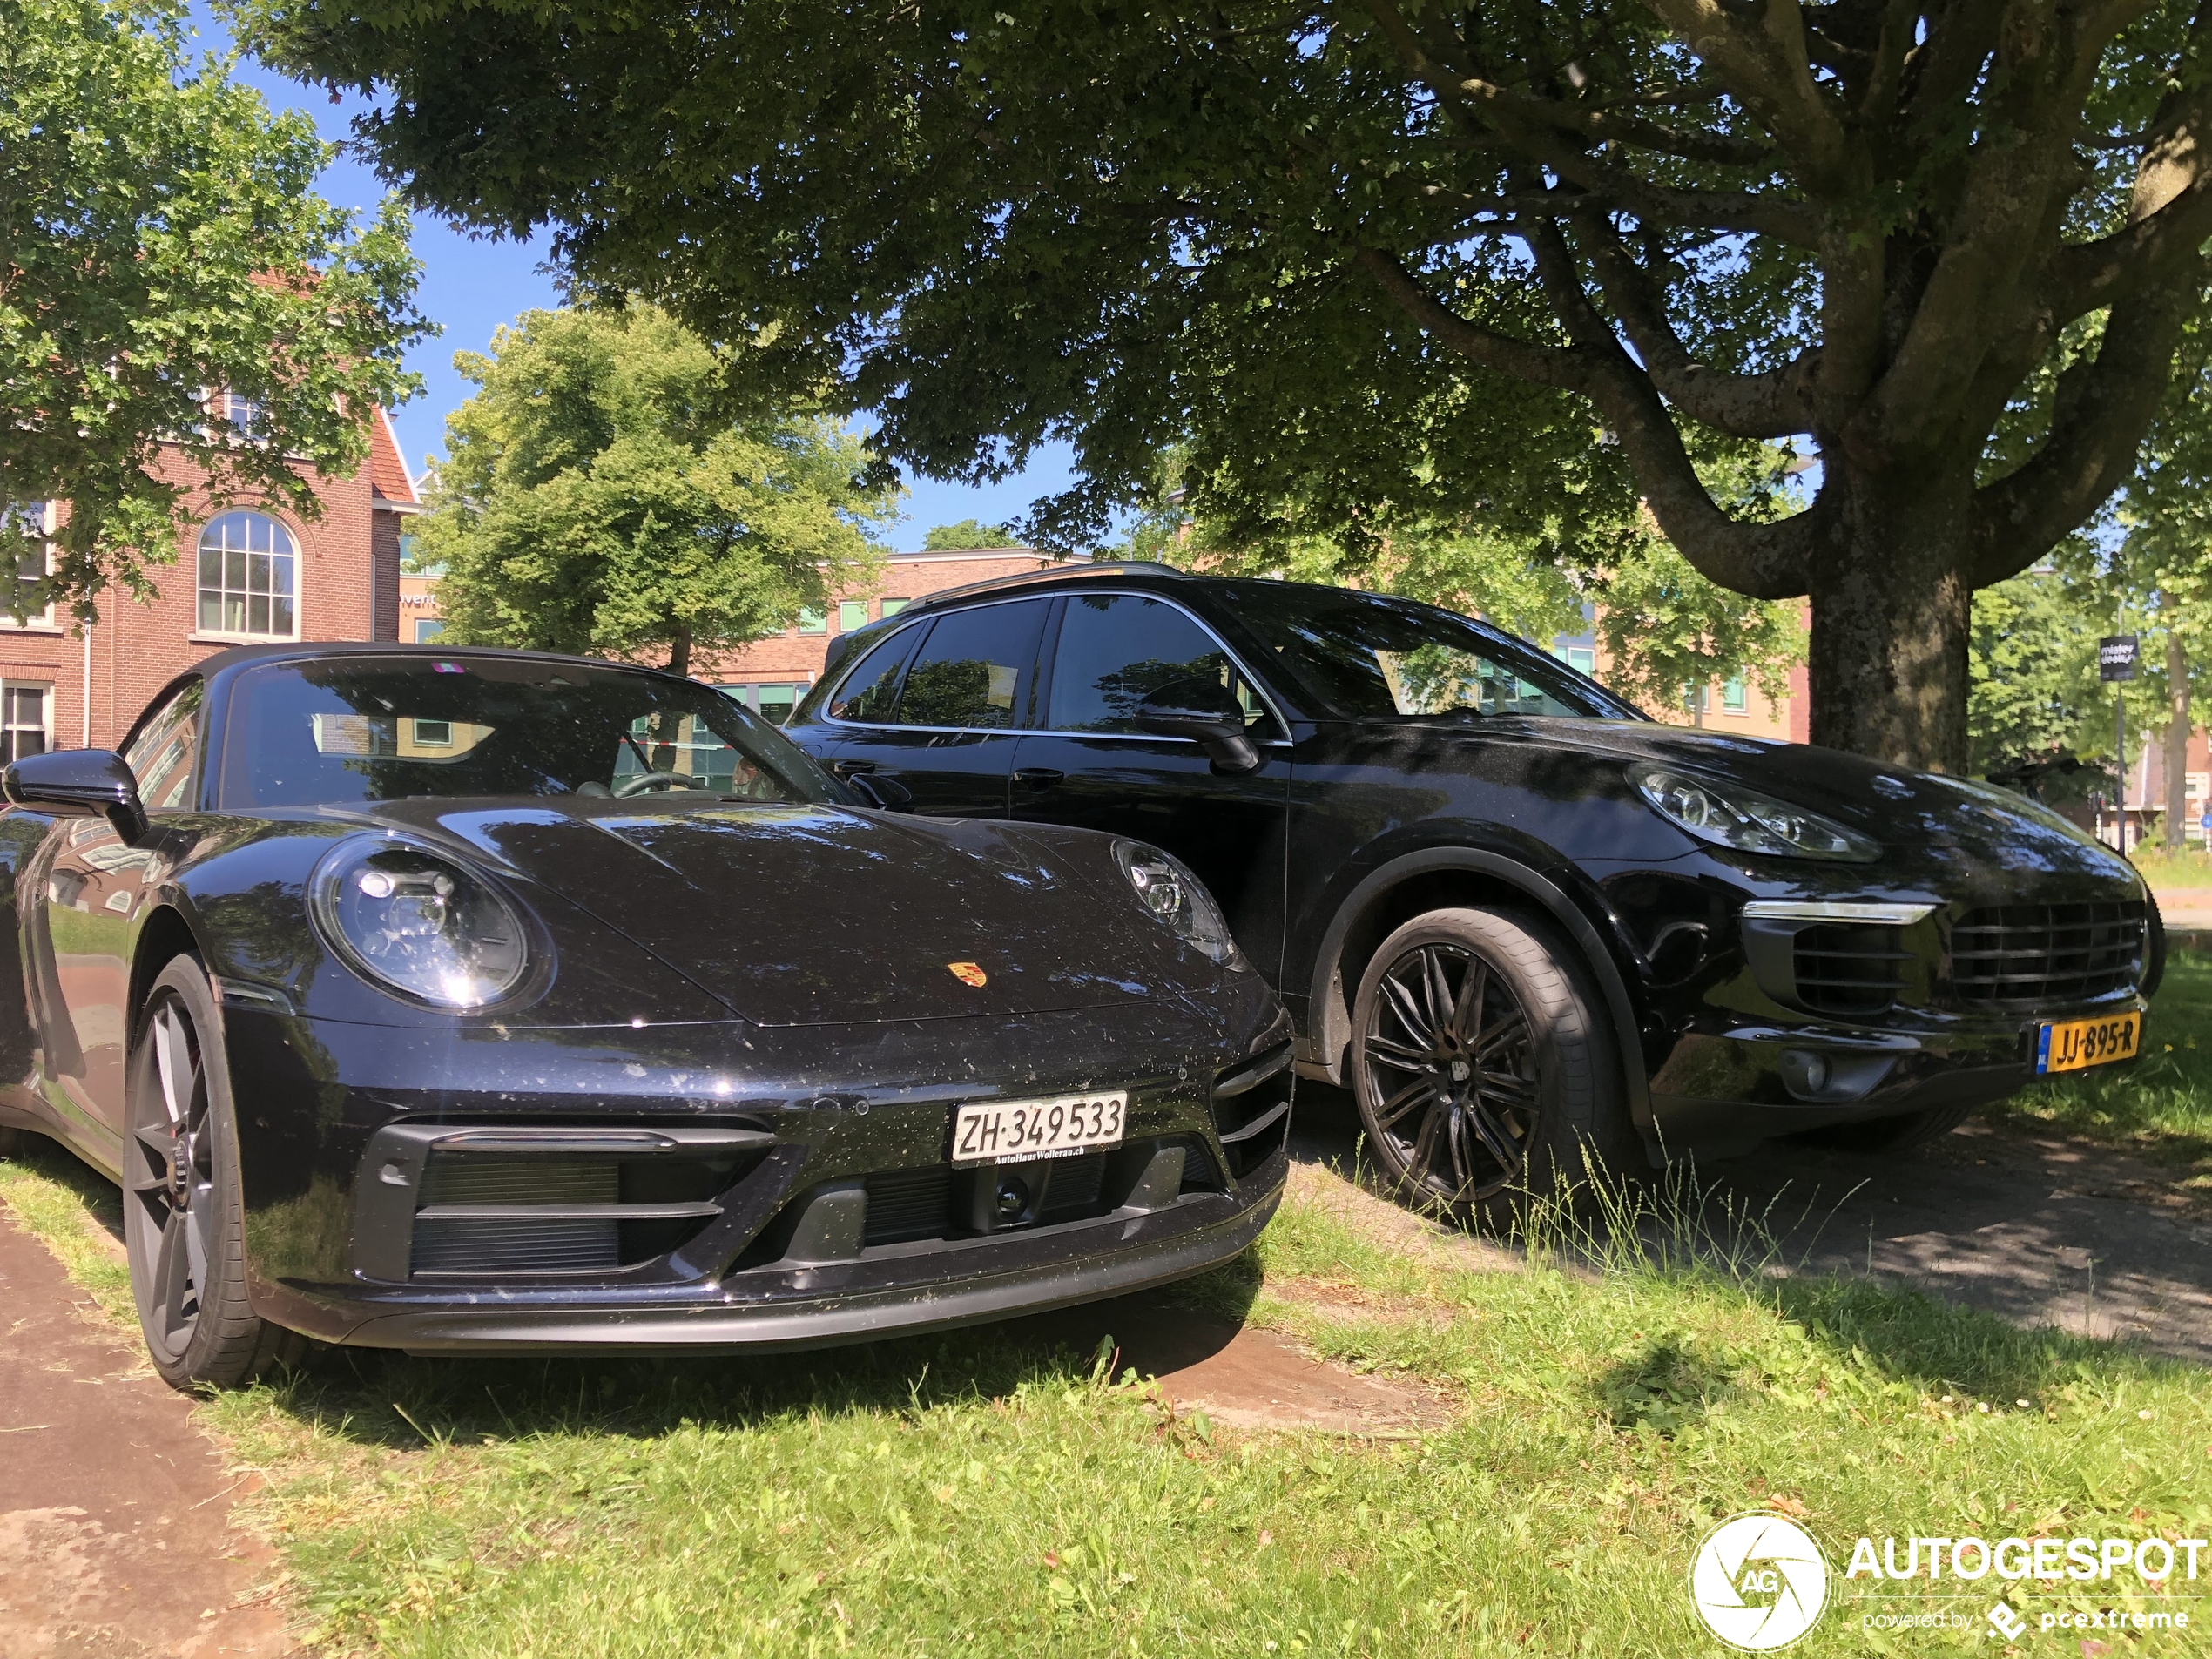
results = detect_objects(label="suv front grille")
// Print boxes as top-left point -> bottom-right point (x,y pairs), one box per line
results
1791,924 -> 1912,1016
1950,902 -> 2145,1008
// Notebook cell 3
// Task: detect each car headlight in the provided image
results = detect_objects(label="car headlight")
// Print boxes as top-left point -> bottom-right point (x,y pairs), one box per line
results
1112,839 -> 1242,965
311,838 -> 531,1008
1633,765 -> 1880,862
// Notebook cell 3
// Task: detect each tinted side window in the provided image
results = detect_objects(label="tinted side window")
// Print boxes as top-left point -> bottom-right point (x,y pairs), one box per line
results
828,624 -> 923,724
123,682 -> 203,810
1047,595 -> 1277,736
892,602 -> 1048,730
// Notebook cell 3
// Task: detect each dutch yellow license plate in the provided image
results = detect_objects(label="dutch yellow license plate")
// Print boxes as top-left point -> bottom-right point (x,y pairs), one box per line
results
2034,1011 -> 2142,1075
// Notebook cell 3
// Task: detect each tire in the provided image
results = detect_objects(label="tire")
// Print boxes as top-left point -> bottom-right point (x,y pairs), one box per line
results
0,1124 -> 19,1158
1349,906 -> 1637,1229
123,956 -> 305,1390
1804,1100 -> 1976,1153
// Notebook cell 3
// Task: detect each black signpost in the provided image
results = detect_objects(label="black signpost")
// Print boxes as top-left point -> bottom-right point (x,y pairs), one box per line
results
2101,634 -> 2140,852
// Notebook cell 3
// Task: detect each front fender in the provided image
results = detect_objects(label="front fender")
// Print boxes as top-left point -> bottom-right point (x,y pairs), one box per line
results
1298,842 -> 1656,1141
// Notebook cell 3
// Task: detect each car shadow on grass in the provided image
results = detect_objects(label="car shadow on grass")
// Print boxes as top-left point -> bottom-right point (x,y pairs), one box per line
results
259,1260 -> 1265,1455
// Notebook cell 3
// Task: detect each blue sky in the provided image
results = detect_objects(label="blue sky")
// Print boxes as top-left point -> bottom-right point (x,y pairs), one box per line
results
195,10 -> 1078,549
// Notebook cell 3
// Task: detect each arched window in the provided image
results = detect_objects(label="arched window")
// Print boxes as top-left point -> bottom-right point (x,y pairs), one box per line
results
198,512 -> 296,638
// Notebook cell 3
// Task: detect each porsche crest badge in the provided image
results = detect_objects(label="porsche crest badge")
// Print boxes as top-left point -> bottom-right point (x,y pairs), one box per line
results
947,961 -> 988,988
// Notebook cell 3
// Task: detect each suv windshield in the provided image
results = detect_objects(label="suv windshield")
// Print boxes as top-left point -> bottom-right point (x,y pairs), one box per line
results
1228,585 -> 1638,721
218,656 -> 840,809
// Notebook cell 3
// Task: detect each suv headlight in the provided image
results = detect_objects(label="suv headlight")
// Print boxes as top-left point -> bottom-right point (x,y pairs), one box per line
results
311,837 -> 532,1008
1633,765 -> 1880,862
1112,840 -> 1243,966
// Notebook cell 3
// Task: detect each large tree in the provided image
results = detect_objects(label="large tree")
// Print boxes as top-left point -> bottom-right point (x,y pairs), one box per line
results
242,0 -> 2212,768
417,303 -> 893,676
2,0 -> 428,622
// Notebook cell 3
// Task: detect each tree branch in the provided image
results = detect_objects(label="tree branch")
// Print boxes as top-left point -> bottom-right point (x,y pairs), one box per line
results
1515,212 -> 1815,597
1634,0 -> 1855,188
1582,221 -> 1822,437
1359,0 -> 1822,243
2051,174 -> 2212,316
1970,279 -> 2201,584
1351,248 -> 1594,392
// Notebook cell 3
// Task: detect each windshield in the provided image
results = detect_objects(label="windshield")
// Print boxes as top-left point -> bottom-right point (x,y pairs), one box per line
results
217,656 -> 840,809
1226,584 -> 1639,721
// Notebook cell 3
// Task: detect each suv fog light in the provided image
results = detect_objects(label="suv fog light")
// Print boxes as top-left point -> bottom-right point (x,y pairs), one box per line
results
995,1178 -> 1029,1219
1780,1050 -> 1831,1096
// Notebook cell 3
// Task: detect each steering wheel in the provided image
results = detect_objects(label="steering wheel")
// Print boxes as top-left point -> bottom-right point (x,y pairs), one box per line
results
613,771 -> 693,798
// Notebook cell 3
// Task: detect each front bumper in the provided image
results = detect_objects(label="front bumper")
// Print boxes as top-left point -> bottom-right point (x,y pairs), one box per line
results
225,988 -> 1294,1353
1646,1002 -> 2142,1158
289,1148 -> 1285,1353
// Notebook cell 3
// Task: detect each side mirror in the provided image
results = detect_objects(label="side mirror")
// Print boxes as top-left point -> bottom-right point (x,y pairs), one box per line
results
3,750 -> 149,844
1135,678 -> 1262,775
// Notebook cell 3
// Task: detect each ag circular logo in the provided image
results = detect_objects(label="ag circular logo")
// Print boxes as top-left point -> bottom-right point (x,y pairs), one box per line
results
1688,1513 -> 1830,1650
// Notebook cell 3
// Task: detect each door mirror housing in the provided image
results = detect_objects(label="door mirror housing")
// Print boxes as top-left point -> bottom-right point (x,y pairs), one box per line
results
1134,678 -> 1262,775
3,750 -> 149,844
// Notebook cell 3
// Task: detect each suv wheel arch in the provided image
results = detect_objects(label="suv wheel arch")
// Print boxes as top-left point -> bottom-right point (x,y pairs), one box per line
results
1300,847 -> 1656,1144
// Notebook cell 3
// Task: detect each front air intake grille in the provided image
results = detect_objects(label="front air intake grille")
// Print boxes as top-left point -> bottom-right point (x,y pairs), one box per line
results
863,1166 -> 951,1246
411,1159 -> 620,1276
1212,1043 -> 1294,1179
1951,902 -> 2145,1008
1038,1154 -> 1107,1222
405,1149 -> 737,1280
1791,924 -> 1912,1016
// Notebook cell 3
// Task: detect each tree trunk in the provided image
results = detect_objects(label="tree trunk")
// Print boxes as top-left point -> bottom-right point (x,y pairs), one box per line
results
665,624 -> 693,679
2168,631 -> 2192,850
1803,473 -> 1974,772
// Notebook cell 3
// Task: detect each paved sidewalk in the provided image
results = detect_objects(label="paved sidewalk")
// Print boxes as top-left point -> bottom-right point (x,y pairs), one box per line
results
1291,1085 -> 2212,1362
0,1211 -> 292,1658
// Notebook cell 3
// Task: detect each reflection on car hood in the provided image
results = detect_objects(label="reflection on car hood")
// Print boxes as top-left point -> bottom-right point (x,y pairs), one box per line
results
368,799 -> 1192,1027
1507,719 -> 2141,887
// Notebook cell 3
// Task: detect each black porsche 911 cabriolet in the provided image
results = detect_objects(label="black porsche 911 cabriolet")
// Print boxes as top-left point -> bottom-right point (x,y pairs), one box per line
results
0,644 -> 1291,1388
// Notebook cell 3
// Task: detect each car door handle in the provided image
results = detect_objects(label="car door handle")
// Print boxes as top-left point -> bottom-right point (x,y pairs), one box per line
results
1013,767 -> 1065,790
829,759 -> 878,778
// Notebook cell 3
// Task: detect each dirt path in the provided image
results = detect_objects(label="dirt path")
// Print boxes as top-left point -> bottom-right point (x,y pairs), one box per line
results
1290,1084 -> 2212,1363
0,1212 -> 292,1659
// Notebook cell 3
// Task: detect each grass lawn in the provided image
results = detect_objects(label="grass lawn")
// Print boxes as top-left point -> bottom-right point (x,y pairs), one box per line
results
5,1130 -> 2210,1658
2124,846 -> 2212,896
1994,950 -> 2212,1186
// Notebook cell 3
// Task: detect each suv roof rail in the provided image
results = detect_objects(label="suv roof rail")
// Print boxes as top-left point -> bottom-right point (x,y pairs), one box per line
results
900,559 -> 1186,613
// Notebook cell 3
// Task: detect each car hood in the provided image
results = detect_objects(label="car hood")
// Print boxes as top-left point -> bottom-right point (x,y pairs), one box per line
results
368,799 -> 1198,1027
1494,718 -> 2142,890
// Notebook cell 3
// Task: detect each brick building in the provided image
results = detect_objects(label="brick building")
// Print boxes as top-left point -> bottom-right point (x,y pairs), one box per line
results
399,545 -> 1076,723
6,401 -> 419,754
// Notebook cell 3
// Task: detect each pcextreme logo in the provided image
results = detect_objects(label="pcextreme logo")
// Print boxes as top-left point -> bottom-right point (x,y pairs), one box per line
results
1689,1514 -> 1831,1650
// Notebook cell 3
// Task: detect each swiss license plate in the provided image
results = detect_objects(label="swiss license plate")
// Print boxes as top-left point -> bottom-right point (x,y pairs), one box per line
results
951,1093 -> 1127,1167
2035,1011 -> 2142,1076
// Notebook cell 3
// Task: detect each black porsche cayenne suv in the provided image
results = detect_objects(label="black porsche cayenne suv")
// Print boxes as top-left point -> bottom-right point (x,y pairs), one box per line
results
786,563 -> 2161,1221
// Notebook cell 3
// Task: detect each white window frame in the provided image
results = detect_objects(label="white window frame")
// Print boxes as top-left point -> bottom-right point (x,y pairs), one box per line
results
0,502 -> 57,631
194,510 -> 302,643
0,679 -> 52,763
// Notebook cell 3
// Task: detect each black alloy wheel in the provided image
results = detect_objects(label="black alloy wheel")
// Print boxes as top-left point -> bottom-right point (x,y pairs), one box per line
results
123,956 -> 303,1389
1350,907 -> 1634,1225
126,989 -> 218,1363
1361,941 -> 1540,1204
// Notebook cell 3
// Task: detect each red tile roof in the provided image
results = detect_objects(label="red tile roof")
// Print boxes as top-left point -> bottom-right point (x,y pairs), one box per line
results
368,407 -> 416,505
